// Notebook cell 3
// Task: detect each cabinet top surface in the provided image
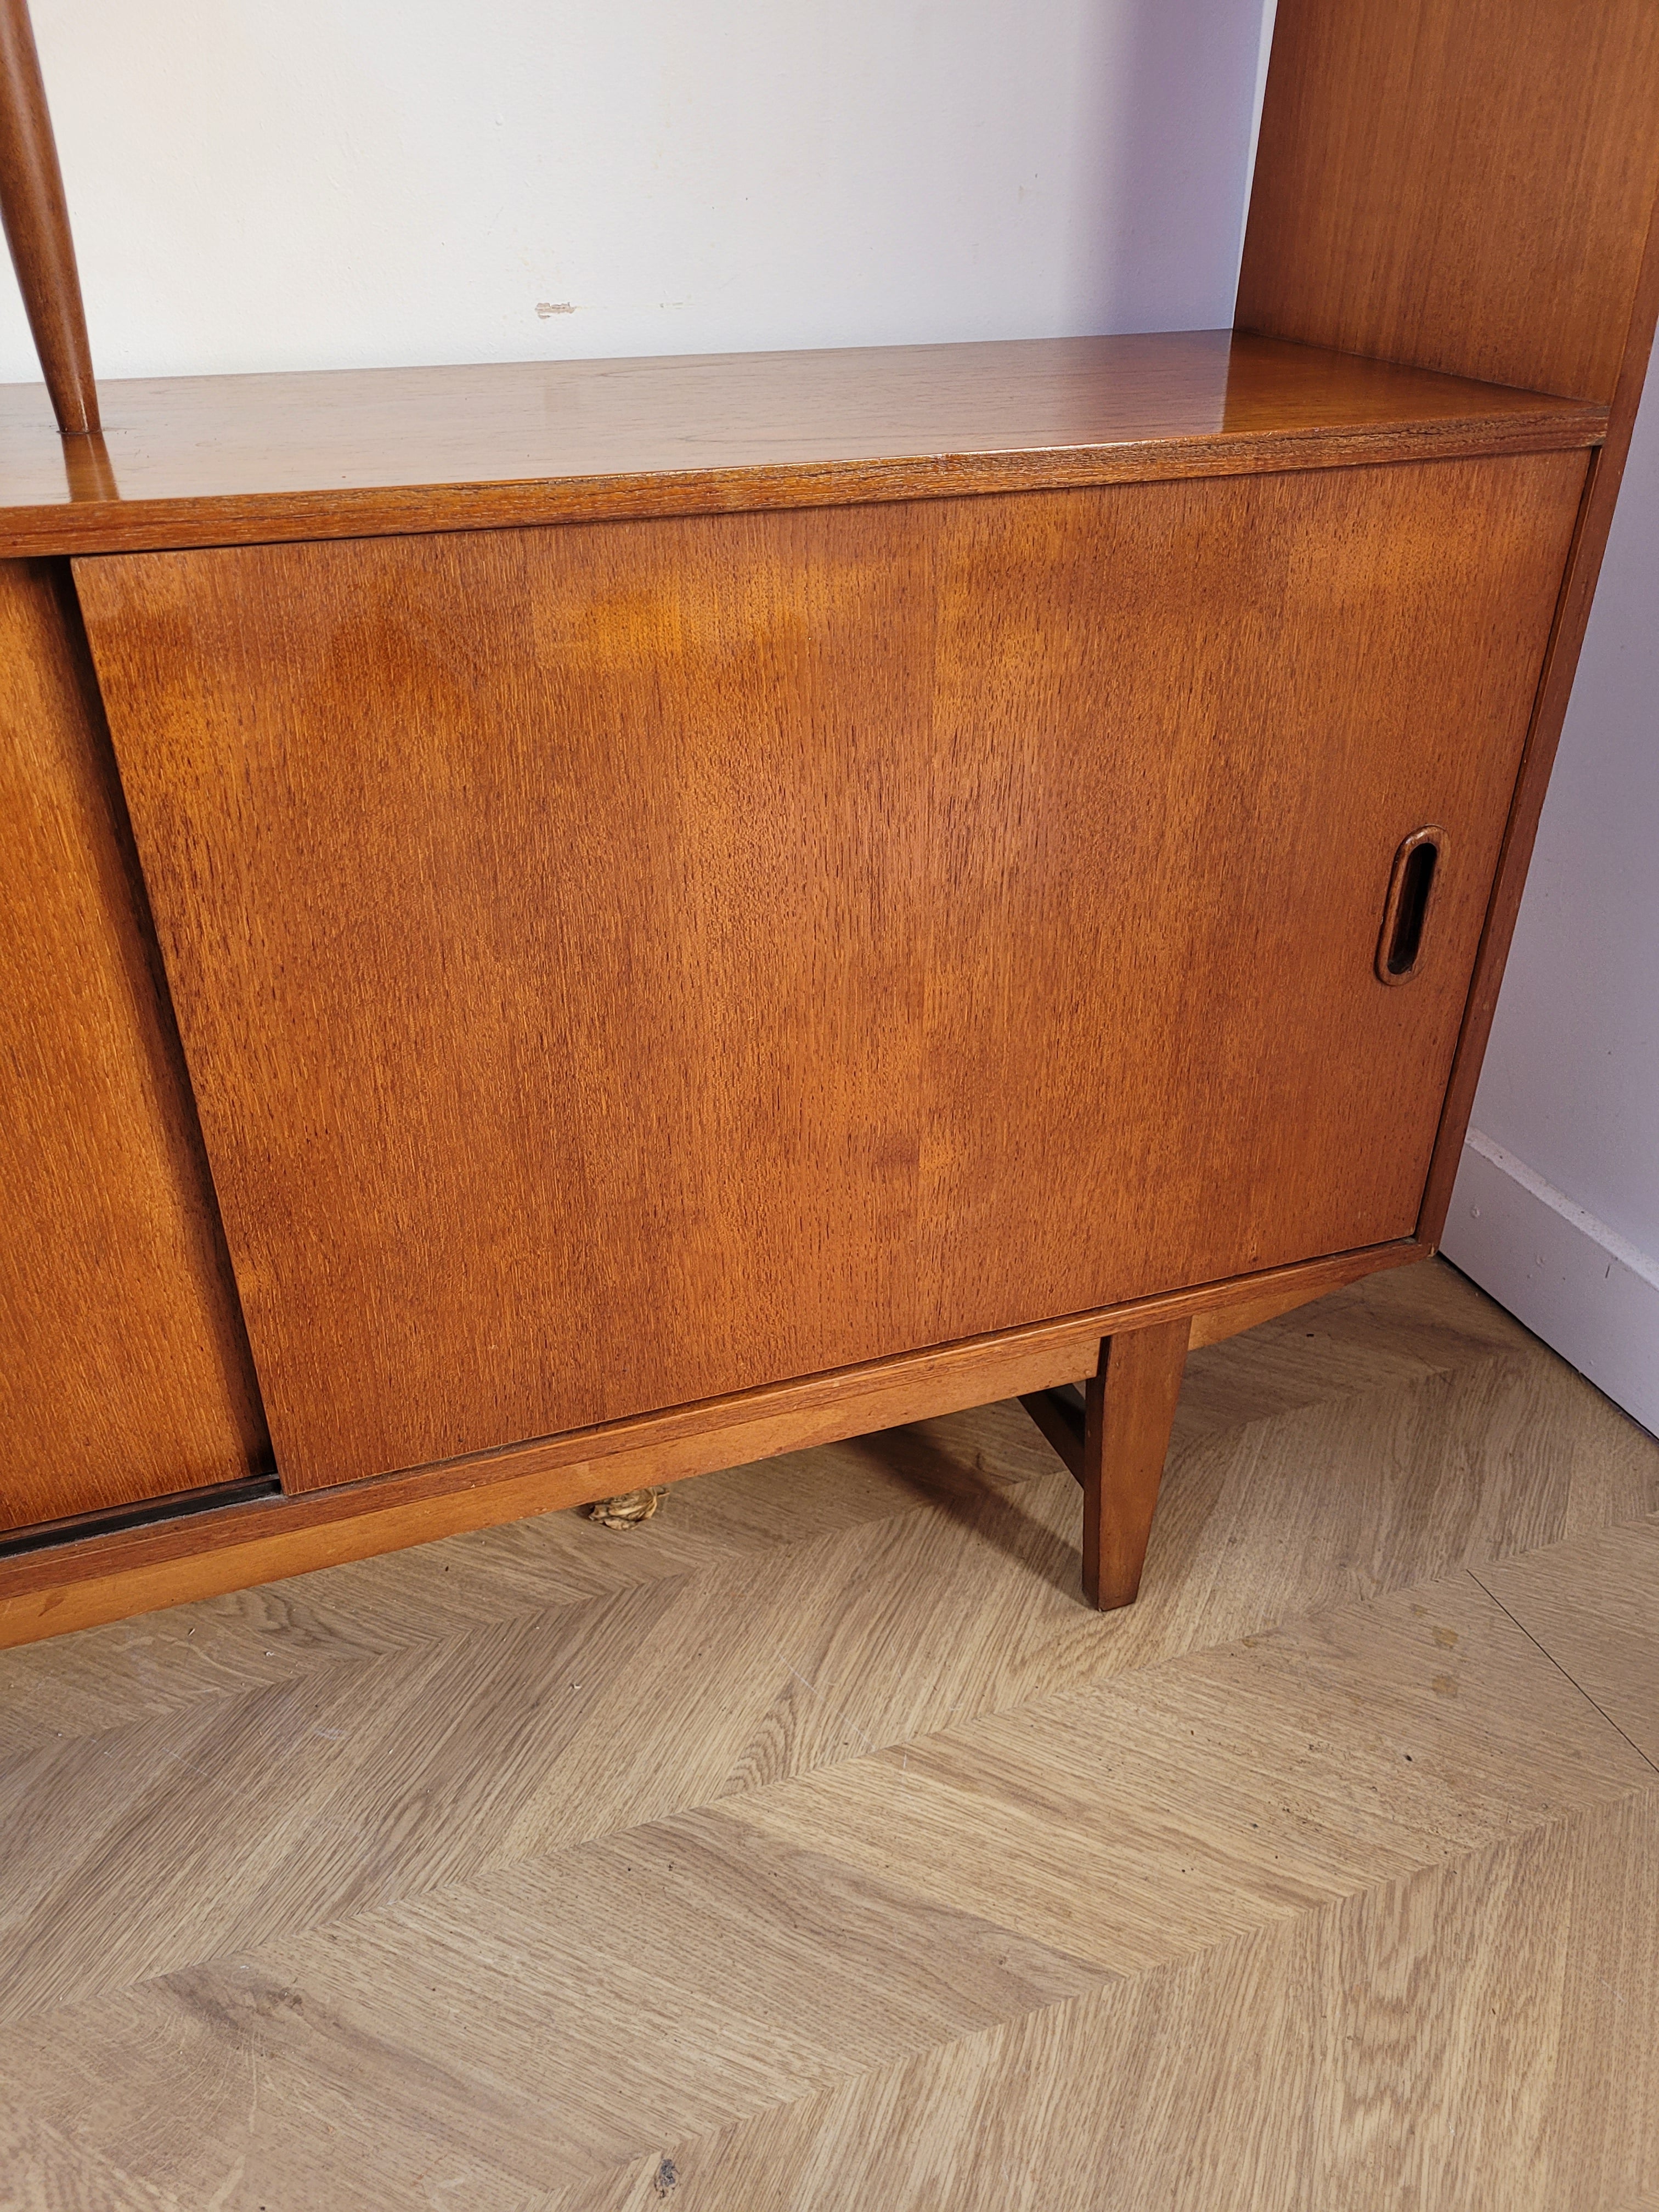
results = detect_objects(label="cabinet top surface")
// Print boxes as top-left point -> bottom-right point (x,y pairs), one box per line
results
0,329 -> 1604,560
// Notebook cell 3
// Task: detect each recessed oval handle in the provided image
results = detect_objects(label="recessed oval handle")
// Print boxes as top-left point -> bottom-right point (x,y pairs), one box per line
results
1375,826 -> 1445,985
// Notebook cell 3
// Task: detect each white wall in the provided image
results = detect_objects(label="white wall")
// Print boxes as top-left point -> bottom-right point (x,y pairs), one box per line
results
1443,356 -> 1659,1434
1,0 -> 1267,383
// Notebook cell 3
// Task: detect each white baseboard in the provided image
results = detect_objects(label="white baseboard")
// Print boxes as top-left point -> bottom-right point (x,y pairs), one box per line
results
1440,1128 -> 1659,1435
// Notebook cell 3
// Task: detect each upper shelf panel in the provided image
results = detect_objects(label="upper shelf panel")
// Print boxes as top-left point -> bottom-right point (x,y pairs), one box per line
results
0,330 -> 1605,559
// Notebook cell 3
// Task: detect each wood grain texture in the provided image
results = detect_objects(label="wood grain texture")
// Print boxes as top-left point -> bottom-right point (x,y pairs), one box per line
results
0,1243 -> 1419,1651
0,1261 -> 1654,2209
74,456 -> 1581,1493
1237,0 -> 1659,403
1186,1270 -> 1363,1350
0,0 -> 99,434
1083,1319 -> 1190,1610
1233,0 -> 1659,1254
717,1572 -> 1650,1982
621,1792 -> 1659,2212
1478,1515 -> 1659,1768
0,331 -> 1604,560
0,558 -> 267,1533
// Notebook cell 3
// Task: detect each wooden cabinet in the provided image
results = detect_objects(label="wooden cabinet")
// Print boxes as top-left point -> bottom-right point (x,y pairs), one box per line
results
76,453 -> 1582,1489
2,0 -> 1657,1643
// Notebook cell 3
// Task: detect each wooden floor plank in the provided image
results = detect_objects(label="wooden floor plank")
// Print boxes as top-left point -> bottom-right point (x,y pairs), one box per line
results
717,1570 -> 1653,1975
0,2106 -> 179,2212
0,1810 -> 1112,2207
546,1789 -> 1659,2212
1476,1511 -> 1659,1768
3,1551 -> 1649,2207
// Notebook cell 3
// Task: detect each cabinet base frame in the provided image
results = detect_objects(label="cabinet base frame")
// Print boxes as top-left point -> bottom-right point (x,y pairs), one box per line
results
0,1239 -> 1424,1650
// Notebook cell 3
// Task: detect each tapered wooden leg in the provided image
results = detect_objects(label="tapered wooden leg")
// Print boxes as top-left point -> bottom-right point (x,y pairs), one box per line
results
1081,1317 -> 1190,1610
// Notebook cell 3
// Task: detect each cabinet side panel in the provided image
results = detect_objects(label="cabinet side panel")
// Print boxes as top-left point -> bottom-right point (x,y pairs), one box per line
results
1237,0 -> 1659,402
1419,211 -> 1659,1243
0,561 -> 268,1533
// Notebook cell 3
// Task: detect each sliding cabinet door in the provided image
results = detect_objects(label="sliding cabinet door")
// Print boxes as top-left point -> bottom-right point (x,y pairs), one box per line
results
76,450 -> 1581,1488
1,560 -> 267,1532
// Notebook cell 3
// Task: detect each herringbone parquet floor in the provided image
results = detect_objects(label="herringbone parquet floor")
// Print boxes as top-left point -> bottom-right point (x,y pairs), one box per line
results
2,1259 -> 1656,2210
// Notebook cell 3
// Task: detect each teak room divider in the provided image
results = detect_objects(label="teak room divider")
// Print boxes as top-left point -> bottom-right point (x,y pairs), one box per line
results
2,0 -> 1657,1647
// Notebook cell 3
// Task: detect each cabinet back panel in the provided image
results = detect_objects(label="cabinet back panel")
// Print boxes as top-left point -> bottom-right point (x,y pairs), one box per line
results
0,561 -> 269,1531
76,456 -> 1583,1489
1238,0 -> 1659,402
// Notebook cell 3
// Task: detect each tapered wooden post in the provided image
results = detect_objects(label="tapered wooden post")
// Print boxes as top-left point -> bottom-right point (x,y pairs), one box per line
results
0,0 -> 99,433
1020,1314 -> 1190,1609
1081,1318 -> 1189,1610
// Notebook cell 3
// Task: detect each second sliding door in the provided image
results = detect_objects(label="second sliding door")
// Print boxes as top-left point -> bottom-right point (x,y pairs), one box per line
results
75,452 -> 1582,1489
